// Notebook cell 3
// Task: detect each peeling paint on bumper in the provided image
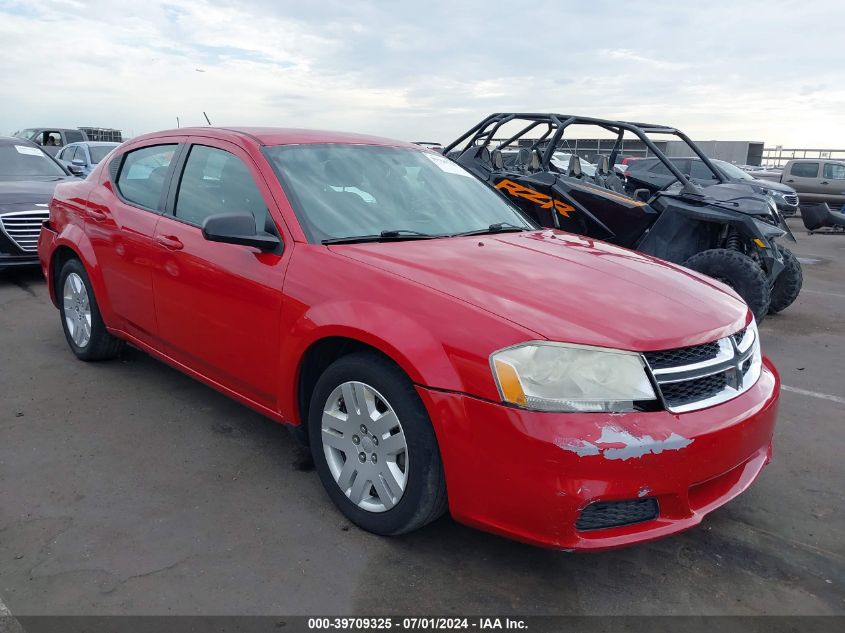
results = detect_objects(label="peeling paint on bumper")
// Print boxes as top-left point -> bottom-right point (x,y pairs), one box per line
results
418,358 -> 779,551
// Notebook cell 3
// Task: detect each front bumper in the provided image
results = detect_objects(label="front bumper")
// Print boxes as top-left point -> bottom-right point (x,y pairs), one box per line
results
0,226 -> 39,270
775,200 -> 799,217
419,358 -> 779,550
0,252 -> 39,270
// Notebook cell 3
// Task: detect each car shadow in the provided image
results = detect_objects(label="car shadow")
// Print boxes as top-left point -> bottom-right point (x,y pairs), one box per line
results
0,267 -> 45,296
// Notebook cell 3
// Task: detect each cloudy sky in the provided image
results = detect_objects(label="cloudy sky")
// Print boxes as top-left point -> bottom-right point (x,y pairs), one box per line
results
1,0 -> 843,147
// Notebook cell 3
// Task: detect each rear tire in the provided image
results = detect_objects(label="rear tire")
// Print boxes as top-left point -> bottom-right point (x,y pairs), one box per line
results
308,352 -> 447,536
768,246 -> 803,314
58,258 -> 124,361
684,249 -> 770,322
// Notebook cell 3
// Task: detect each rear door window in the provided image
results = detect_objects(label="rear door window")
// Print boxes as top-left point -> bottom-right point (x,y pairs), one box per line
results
823,163 -> 845,180
116,145 -> 178,211
790,162 -> 819,178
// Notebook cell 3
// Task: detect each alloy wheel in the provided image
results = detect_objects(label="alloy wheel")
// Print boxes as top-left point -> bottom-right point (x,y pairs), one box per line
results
321,381 -> 408,512
62,272 -> 92,348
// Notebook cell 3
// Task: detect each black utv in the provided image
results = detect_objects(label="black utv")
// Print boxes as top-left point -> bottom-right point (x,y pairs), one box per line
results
445,113 -> 802,321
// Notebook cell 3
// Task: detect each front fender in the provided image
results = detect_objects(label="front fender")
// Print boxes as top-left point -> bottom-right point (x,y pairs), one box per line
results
279,299 -> 465,424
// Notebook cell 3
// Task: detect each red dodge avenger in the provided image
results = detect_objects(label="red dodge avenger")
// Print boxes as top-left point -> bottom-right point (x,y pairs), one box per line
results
38,127 -> 779,550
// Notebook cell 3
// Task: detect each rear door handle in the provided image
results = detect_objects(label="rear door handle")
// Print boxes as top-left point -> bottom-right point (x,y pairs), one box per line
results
155,235 -> 184,251
786,179 -> 794,183
821,181 -> 829,185
87,209 -> 108,222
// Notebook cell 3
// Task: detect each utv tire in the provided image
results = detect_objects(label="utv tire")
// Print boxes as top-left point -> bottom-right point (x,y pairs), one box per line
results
308,352 -> 448,536
684,249 -> 770,322
768,246 -> 803,314
58,258 -> 125,361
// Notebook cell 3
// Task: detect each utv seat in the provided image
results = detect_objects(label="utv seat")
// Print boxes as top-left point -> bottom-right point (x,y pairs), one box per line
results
515,148 -> 531,172
458,145 -> 493,173
595,156 -> 627,194
800,203 -> 845,232
567,155 -> 584,179
527,150 -> 541,173
491,149 -> 504,170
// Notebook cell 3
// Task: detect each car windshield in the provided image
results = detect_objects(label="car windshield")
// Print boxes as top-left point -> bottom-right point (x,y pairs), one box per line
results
0,143 -> 66,177
264,144 -> 535,242
14,129 -> 37,141
89,145 -> 117,164
713,159 -> 754,181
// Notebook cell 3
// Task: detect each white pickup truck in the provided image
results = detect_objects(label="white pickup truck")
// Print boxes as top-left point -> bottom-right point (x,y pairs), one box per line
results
756,159 -> 845,207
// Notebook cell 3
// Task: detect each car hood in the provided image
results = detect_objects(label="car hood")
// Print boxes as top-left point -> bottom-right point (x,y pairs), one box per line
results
0,176 -> 73,209
330,230 -> 748,351
749,178 -> 796,194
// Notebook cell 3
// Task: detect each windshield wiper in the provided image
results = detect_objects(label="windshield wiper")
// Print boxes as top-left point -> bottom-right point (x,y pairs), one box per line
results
450,222 -> 529,237
321,229 -> 439,245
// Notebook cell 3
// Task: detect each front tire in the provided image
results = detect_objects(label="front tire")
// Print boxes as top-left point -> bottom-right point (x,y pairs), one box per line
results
684,249 -> 770,322
768,246 -> 803,314
308,352 -> 447,536
58,258 -> 124,361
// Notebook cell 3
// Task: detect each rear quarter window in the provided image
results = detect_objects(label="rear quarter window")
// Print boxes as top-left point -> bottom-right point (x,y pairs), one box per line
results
790,162 -> 819,178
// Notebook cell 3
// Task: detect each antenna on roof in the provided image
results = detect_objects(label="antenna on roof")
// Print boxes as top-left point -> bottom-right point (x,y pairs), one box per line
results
176,116 -> 180,129
203,112 -> 212,126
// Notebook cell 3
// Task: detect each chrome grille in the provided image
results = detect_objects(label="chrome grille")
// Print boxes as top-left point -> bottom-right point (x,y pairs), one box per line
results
644,341 -> 720,370
731,327 -> 747,346
659,372 -> 728,408
783,193 -> 799,206
644,323 -> 761,413
0,210 -> 49,253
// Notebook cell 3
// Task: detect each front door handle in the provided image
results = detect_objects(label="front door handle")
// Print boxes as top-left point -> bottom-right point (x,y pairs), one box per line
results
155,235 -> 184,251
786,179 -> 794,183
821,181 -> 829,185
87,209 -> 108,222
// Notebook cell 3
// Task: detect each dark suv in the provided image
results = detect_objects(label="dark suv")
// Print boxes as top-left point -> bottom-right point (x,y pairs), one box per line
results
0,137 -> 75,271
626,157 -> 800,216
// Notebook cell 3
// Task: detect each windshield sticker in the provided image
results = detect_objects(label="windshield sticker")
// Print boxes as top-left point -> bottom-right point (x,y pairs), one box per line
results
423,152 -> 473,177
15,145 -> 42,156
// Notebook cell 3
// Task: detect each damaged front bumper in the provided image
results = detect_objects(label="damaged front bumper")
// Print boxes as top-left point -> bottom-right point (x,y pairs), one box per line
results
418,357 -> 779,550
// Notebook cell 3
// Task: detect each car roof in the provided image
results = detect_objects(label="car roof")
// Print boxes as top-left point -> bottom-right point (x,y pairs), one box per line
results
129,127 -> 418,149
64,141 -> 121,147
0,136 -> 37,147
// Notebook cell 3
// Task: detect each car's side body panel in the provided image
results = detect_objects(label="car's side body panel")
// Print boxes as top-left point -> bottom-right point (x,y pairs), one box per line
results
763,159 -> 845,205
151,135 -> 293,409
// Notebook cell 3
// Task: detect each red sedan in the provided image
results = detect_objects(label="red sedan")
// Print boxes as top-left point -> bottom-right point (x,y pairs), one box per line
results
37,127 -> 779,550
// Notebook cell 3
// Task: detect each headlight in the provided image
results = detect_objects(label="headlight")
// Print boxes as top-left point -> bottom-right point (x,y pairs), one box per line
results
490,342 -> 657,413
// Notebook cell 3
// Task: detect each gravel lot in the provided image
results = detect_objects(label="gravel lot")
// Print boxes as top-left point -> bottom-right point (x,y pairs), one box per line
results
0,217 -> 843,616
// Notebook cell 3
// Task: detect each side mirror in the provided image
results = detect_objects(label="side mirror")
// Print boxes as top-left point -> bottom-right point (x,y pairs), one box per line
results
67,164 -> 84,177
634,188 -> 652,203
202,212 -> 280,252
72,158 -> 85,166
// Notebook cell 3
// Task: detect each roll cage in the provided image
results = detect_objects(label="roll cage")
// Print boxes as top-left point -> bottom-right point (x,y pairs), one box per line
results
443,113 -> 726,196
